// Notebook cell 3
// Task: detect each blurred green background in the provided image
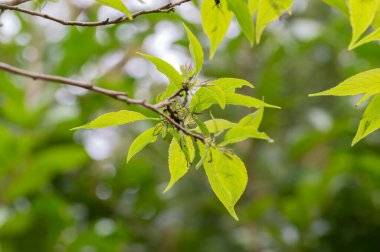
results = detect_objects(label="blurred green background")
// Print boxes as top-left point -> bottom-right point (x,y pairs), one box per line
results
1,0 -> 380,251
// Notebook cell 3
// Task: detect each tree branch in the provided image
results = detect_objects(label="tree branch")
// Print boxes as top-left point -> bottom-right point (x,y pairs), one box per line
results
0,0 -> 192,27
0,62 -> 205,143
0,0 -> 30,6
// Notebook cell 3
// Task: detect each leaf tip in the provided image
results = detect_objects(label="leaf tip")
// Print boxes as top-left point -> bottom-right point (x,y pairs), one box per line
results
163,184 -> 172,194
309,92 -> 321,97
228,208 -> 239,221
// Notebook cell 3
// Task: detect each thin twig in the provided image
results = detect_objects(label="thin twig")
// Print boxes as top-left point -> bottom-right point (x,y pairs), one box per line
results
0,0 -> 30,6
0,62 -> 205,142
0,0 -> 192,27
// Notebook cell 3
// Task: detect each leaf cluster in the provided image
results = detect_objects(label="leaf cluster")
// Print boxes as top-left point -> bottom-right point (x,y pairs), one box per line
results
73,25 -> 279,219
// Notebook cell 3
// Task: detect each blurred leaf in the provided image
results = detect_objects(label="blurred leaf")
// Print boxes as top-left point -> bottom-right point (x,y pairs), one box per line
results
6,145 -> 88,200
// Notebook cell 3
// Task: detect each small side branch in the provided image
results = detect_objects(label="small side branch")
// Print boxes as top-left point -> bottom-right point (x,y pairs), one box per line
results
0,0 -> 192,27
0,62 -> 205,143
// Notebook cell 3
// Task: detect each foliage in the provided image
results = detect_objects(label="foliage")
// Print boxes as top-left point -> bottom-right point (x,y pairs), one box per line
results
73,26 -> 277,219
310,69 -> 380,145
1,0 -> 380,251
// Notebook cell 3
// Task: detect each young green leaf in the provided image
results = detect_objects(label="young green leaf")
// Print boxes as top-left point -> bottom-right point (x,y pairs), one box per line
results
372,7 -> 380,28
199,145 -> 248,220
222,107 -> 271,145
201,0 -> 233,59
352,94 -> 380,145
209,78 -> 254,92
72,110 -> 151,130
194,117 -> 210,137
138,53 -> 182,89
248,0 -> 259,15
127,127 -> 158,163
239,107 -> 264,128
203,119 -> 237,133
348,0 -> 379,48
202,85 -> 226,109
164,137 -> 195,193
222,126 -> 271,145
256,0 -> 293,44
349,26 -> 380,50
184,24 -> 204,74
96,0 -> 132,19
309,68 -> 380,106
225,93 -> 281,109
190,78 -> 255,112
226,0 -> 255,45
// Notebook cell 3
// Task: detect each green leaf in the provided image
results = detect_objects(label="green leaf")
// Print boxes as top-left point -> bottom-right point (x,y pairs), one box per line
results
96,0 -> 132,19
199,146 -> 248,220
239,107 -> 264,128
352,94 -> 380,145
164,136 -> 195,193
209,78 -> 254,92
221,107 -> 271,145
201,0 -> 234,59
350,25 -> 380,49
226,0 -> 255,45
372,7 -> 380,27
309,69 -> 380,105
190,78 -> 255,112
203,119 -> 237,133
222,126 -> 271,145
225,93 -> 281,109
138,53 -> 182,87
138,53 -> 183,102
203,85 -> 226,109
184,24 -> 204,74
194,117 -> 210,137
348,0 -> 379,48
127,127 -> 158,163
256,0 -> 293,44
72,110 -> 151,130
323,0 -> 349,15
248,0 -> 259,15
